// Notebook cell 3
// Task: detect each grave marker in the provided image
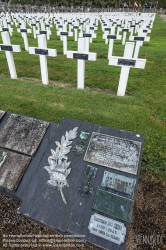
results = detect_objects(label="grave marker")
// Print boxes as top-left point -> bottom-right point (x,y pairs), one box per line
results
57,24 -> 73,55
109,42 -> 146,96
129,35 -> 150,58
17,22 -> 31,51
29,34 -> 57,85
67,38 -> 97,89
0,32 -> 21,79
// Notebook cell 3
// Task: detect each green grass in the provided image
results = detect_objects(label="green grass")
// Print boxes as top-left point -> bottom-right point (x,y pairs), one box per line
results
0,14 -> 165,179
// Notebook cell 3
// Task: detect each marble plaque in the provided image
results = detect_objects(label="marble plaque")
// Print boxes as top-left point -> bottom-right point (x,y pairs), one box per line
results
1,45 -> 13,51
73,53 -> 88,60
0,114 -> 49,156
134,37 -> 145,41
0,149 -> 31,191
0,110 -> 5,121
88,213 -> 126,245
118,59 -> 136,67
84,132 -> 141,175
101,171 -> 136,198
35,49 -> 48,56
92,188 -> 134,222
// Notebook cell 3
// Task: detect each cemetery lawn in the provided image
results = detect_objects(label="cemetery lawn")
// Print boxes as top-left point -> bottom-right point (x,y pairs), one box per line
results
0,14 -> 166,250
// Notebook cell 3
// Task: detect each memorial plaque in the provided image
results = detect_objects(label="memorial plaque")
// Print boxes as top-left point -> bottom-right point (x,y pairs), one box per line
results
117,24 -> 121,27
101,171 -> 137,198
118,59 -> 136,67
31,24 -> 36,26
20,29 -> 27,32
143,30 -> 148,33
107,35 -> 117,39
84,132 -> 141,175
105,28 -> 111,31
35,48 -> 48,55
68,22 -> 72,24
122,29 -> 128,32
2,28 -> 9,31
113,22 -> 117,24
134,37 -> 145,41
1,45 -> 13,51
131,25 -> 135,27
73,53 -> 88,60
88,213 -> 126,245
73,26 -> 78,29
0,114 -> 49,156
60,32 -> 68,36
58,25 -> 63,28
146,26 -> 150,28
40,31 -> 47,34
7,22 -> 11,24
83,33 -> 91,37
104,24 -> 107,26
92,188 -> 134,222
0,149 -> 31,191
0,110 -> 5,121
45,24 -> 50,27
90,27 -> 94,30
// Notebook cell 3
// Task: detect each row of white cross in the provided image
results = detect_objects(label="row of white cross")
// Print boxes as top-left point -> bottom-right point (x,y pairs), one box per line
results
0,13 -> 154,96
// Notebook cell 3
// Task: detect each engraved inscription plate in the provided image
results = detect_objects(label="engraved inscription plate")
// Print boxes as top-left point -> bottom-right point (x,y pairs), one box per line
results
0,110 -> 5,121
60,32 -> 68,36
92,188 -> 134,222
134,37 -> 145,41
40,31 -> 47,34
107,35 -> 117,39
73,53 -> 88,60
35,49 -> 48,56
83,33 -> 91,37
143,30 -> 148,33
118,59 -> 136,67
122,29 -> 129,32
0,114 -> 49,156
2,28 -> 9,31
1,45 -> 13,51
7,22 -> 11,24
105,28 -> 111,31
90,27 -> 94,30
101,171 -> 136,198
20,29 -> 27,32
45,24 -> 50,27
84,132 -> 141,175
0,149 -> 31,191
58,25 -> 63,28
73,26 -> 79,29
131,25 -> 135,27
31,24 -> 36,26
104,24 -> 107,26
88,213 -> 126,245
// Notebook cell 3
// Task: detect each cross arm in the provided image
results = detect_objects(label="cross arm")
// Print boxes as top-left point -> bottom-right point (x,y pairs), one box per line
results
0,44 -> 21,52
129,36 -> 150,42
109,56 -> 146,69
29,47 -> 57,57
67,51 -> 97,61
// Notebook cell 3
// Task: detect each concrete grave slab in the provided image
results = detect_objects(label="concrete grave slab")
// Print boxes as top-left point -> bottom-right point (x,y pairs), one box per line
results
0,148 -> 31,192
0,114 -> 49,156
18,118 -> 144,250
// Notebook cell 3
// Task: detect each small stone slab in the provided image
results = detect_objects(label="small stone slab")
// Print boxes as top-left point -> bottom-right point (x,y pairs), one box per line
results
0,110 -> 5,121
0,114 -> 49,156
0,148 -> 31,191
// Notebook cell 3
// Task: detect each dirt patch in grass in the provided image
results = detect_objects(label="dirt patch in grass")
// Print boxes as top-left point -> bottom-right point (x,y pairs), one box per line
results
0,172 -> 165,250
160,14 -> 166,21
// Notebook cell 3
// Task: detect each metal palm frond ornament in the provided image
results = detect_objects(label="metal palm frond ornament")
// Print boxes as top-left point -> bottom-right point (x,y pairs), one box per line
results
44,127 -> 78,205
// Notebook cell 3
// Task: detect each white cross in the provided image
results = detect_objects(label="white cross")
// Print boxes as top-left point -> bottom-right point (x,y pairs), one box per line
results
17,22 -> 31,51
57,25 -> 73,55
129,35 -> 150,58
103,33 -> 122,59
29,34 -> 57,85
109,42 -> 146,96
67,38 -> 97,89
0,32 -> 21,79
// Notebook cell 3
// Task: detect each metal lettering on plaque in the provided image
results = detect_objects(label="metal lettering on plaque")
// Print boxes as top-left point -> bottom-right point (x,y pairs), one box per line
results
60,32 -> 68,36
2,28 -> 9,31
107,35 -> 117,39
20,29 -> 27,32
45,24 -> 50,27
122,29 -> 129,32
118,59 -> 136,67
134,37 -> 145,41
83,33 -> 91,38
40,31 -> 47,34
84,132 -> 141,175
73,53 -> 88,60
73,26 -> 79,29
88,213 -> 126,245
92,188 -> 134,222
58,25 -> 63,28
90,27 -> 94,30
143,30 -> 148,33
35,49 -> 48,56
31,24 -> 36,26
101,171 -> 136,198
1,45 -> 13,52
105,28 -> 111,31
